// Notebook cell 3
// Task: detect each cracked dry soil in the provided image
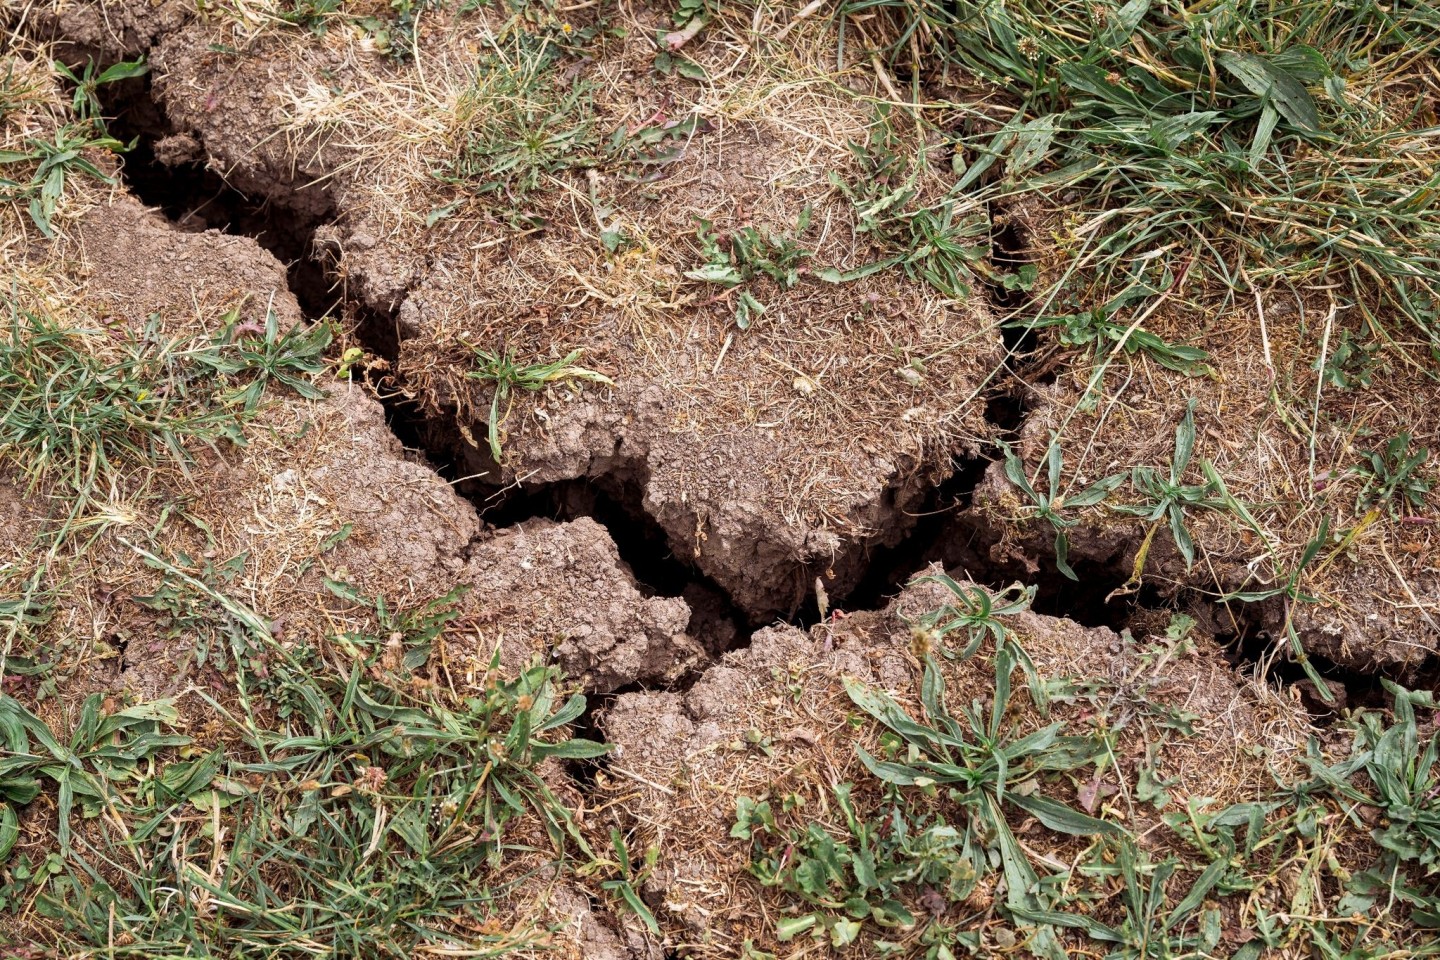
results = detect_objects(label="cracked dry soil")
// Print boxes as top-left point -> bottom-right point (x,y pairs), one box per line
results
4,3 -> 1439,957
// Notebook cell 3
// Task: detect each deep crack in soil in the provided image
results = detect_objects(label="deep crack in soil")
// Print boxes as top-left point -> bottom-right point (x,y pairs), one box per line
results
95,70 -> 1419,723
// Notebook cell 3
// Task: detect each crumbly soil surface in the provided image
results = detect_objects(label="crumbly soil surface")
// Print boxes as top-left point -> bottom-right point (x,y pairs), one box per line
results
48,0 -> 1430,654
600,572 -> 1314,957
964,200 -> 1439,672
3,2 -> 1439,957
138,4 -> 1005,621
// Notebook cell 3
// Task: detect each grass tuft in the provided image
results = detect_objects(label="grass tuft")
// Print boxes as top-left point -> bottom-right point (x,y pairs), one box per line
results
843,0 -> 1440,355
0,297 -> 330,515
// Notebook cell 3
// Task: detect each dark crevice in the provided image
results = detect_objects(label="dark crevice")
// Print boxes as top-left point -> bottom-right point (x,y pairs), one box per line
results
988,210 -> 1041,360
838,453 -> 990,617
345,296 -> 408,368
827,376 -> 1035,622
929,517 -> 1140,630
103,75 -> 470,490
1214,601 -> 1406,723
350,302 -> 477,487
100,74 -> 341,320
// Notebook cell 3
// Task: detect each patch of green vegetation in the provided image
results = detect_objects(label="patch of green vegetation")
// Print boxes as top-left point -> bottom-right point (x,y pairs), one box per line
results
1020,833 -> 1232,958
903,575 -> 1035,662
133,549 -> 253,674
0,695 -> 191,870
443,22 -> 604,201
323,576 -> 462,670
1354,431 -> 1431,517
0,300 -> 330,514
465,346 -> 611,462
0,572 -> 605,956
825,107 -> 992,300
0,60 -> 146,237
685,208 -> 816,330
999,438 -> 1124,580
271,0 -> 342,34
1318,328 -> 1384,389
1113,400 -> 1223,570
0,60 -> 48,125
738,580 -> 1440,957
1293,681 -> 1440,934
0,562 -> 54,680
737,656 -> 1117,955
1222,512 -> 1340,703
1013,269 -> 1212,376
735,596 -> 1117,956
608,112 -> 712,169
451,76 -> 596,197
254,0 -> 440,58
841,0 -> 1440,356
737,782 -> 984,954
583,828 -> 661,936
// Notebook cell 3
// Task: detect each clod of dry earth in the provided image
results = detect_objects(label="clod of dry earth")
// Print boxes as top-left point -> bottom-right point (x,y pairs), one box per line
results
599,571 -> 1314,957
26,0 -> 193,60
967,200 -> 1439,674
139,6 -> 1005,621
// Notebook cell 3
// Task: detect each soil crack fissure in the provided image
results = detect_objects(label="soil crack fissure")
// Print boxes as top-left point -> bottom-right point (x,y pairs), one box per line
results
98,74 -> 1423,719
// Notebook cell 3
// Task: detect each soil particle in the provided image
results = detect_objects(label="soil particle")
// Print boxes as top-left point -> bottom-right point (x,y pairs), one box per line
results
152,131 -> 204,167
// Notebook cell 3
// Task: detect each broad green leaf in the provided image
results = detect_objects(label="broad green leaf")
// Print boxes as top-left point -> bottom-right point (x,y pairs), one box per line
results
1011,793 -> 1125,836
1001,444 -> 1039,501
1170,506 -> 1197,569
532,738 -> 611,761
1174,400 -> 1197,477
539,693 -> 586,732
1217,50 -> 1320,132
775,913 -> 818,941
813,258 -> 900,283
829,918 -> 862,947
1066,473 -> 1123,508
1054,530 -> 1077,581
95,60 -> 150,84
855,747 -> 924,786
1250,103 -> 1279,168
957,111 -> 1026,192
1011,905 -> 1123,942
1007,115 -> 1059,177
618,882 -> 661,935
1150,111 -> 1221,150
989,793 -> 1041,912
685,263 -> 744,286
1163,846 -> 1232,929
